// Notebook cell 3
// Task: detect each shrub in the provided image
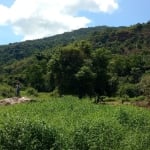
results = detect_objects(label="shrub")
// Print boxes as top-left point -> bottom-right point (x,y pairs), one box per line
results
117,83 -> 140,98
120,131 -> 150,150
49,88 -> 60,97
139,74 -> 150,98
0,120 -> 62,150
26,87 -> 38,96
116,109 -> 150,132
0,84 -> 14,98
131,95 -> 145,102
73,120 -> 123,150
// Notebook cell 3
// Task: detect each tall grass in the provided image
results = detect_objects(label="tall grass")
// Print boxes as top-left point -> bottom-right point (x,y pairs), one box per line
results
0,96 -> 150,149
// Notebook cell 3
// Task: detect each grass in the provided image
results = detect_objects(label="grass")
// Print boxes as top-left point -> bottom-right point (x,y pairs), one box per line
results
0,95 -> 150,149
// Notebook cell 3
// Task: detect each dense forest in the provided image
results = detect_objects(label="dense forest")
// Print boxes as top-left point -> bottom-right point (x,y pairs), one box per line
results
0,21 -> 150,99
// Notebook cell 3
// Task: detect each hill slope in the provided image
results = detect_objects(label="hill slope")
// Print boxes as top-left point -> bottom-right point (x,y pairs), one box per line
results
0,26 -> 109,65
0,22 -> 150,65
0,22 -> 150,98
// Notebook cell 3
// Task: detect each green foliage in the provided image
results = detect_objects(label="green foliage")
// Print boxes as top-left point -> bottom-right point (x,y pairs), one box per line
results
110,55 -> 131,77
0,96 -> 150,149
75,65 -> 96,98
139,74 -> 150,98
120,131 -> 150,150
0,27 -> 95,65
76,40 -> 92,56
92,48 -> 111,95
0,120 -> 62,150
25,87 -> 38,96
117,83 -> 140,98
73,121 -> 123,150
132,95 -> 145,101
0,22 -> 150,98
116,108 -> 150,131
48,46 -> 84,95
25,58 -> 47,92
0,84 -> 14,98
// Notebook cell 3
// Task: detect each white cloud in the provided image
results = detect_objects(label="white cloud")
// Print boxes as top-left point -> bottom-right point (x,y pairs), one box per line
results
0,5 -> 9,25
0,0 -> 119,41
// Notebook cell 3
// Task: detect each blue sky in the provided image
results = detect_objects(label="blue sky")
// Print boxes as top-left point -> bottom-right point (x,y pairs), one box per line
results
84,0 -> 150,26
0,0 -> 150,45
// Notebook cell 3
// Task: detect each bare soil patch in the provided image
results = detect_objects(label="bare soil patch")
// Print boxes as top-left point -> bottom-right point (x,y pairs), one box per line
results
0,97 -> 32,106
133,100 -> 150,109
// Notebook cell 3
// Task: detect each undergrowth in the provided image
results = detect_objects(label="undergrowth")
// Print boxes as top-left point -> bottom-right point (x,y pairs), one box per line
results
0,96 -> 149,149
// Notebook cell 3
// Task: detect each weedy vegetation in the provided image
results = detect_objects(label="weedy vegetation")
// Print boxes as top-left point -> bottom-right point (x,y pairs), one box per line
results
0,96 -> 150,149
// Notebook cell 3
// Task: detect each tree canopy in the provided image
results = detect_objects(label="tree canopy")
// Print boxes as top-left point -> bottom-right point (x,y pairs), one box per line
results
0,22 -> 150,98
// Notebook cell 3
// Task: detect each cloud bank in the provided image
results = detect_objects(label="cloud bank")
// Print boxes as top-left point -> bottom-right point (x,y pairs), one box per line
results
0,0 -> 119,41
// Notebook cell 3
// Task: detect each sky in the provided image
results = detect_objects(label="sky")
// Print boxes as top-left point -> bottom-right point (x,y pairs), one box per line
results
0,0 -> 150,45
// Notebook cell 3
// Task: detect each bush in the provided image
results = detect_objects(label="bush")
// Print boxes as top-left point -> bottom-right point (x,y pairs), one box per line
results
120,131 -> 150,150
73,121 -> 123,150
49,88 -> 60,97
26,87 -> 38,96
139,74 -> 150,98
117,83 -> 140,98
0,84 -> 14,98
116,109 -> 150,132
131,95 -> 145,102
0,120 -> 62,150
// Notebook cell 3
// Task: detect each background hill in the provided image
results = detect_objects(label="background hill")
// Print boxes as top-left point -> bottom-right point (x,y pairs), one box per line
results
0,26 -> 109,65
0,22 -> 150,99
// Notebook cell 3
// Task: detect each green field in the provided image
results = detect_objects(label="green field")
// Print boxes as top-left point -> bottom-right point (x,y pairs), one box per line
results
0,96 -> 150,150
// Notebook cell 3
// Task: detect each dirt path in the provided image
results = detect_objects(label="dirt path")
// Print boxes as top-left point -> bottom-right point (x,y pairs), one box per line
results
1,97 -> 149,109
0,97 -> 32,106
133,100 -> 150,109
98,101 -> 150,109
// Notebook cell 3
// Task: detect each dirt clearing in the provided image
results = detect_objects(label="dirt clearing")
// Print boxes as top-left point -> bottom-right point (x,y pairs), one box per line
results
0,97 -> 32,106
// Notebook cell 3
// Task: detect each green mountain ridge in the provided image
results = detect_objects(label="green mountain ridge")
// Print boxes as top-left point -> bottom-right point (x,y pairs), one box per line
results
0,26 -> 111,65
1,22 -> 150,66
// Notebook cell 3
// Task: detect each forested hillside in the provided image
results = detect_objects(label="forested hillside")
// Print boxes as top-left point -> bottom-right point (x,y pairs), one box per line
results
0,26 -> 108,65
0,21 -> 150,99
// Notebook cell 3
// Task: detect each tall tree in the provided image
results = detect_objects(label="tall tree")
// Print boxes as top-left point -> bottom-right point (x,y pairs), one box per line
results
75,59 -> 96,98
48,46 -> 84,95
92,48 -> 111,96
